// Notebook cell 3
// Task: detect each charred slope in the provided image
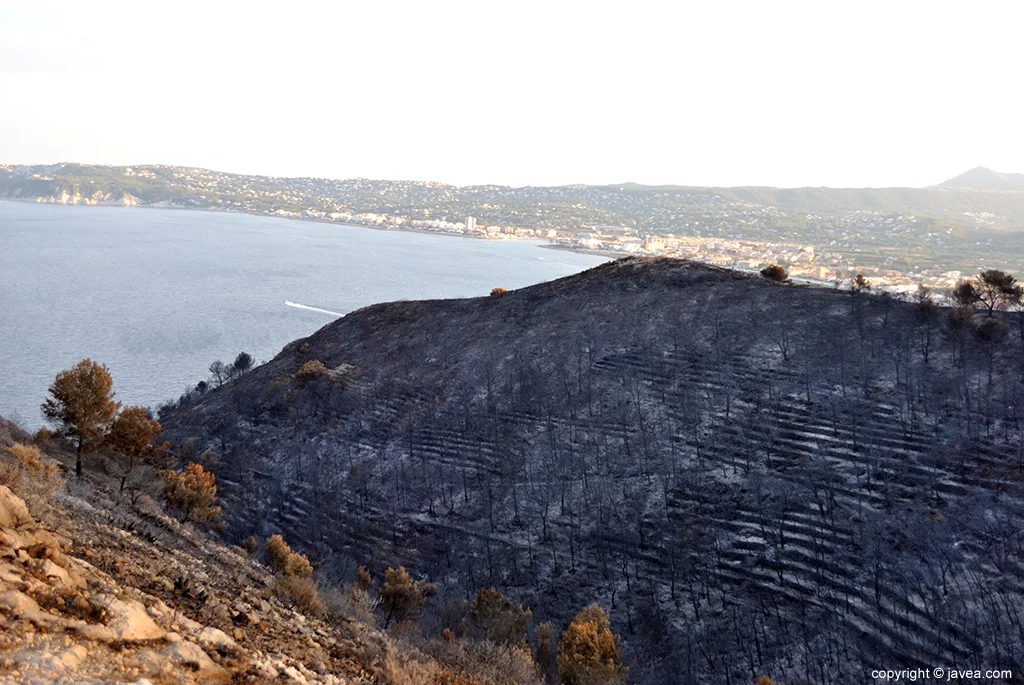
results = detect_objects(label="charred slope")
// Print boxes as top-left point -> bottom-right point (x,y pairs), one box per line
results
164,257 -> 1024,684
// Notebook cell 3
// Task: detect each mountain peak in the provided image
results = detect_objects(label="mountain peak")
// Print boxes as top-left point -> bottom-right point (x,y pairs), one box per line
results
937,166 -> 1024,190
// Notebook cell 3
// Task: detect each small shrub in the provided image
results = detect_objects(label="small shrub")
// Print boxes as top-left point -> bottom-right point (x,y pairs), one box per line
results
435,669 -> 483,685
759,265 -> 788,282
490,287 -> 508,297
470,586 -> 531,645
380,566 -> 436,628
323,583 -> 379,626
381,652 -> 438,685
242,535 -> 260,554
32,427 -> 55,446
266,534 -> 314,578
977,316 -> 1009,342
277,575 -> 326,617
558,605 -> 626,685
850,274 -> 871,293
422,636 -> 541,685
164,462 -> 222,524
4,443 -> 60,482
0,443 -> 62,506
295,360 -> 329,384
949,304 -> 975,329
355,565 -> 376,594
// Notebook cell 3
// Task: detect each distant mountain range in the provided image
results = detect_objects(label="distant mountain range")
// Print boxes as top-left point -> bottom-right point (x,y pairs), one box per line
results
938,166 -> 1024,190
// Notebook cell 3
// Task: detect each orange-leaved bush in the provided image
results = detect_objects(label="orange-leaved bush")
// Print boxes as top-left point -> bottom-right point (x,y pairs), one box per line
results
266,534 -> 314,578
106,405 -> 167,491
558,605 -> 626,685
164,462 -> 221,524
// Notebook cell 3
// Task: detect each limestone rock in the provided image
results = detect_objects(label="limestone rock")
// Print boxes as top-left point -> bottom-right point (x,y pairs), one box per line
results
0,486 -> 32,528
163,640 -> 229,680
29,644 -> 88,672
38,558 -> 81,589
196,625 -> 240,656
80,596 -> 165,643
0,589 -> 53,625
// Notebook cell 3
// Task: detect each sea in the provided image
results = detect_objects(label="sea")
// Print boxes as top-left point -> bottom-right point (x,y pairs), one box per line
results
0,202 -> 607,428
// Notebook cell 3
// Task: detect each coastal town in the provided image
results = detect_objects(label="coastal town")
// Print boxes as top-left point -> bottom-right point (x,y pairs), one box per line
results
283,207 -> 969,293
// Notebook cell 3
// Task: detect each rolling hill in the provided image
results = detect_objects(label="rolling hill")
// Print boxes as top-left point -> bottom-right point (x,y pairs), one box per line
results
161,257 -> 1024,683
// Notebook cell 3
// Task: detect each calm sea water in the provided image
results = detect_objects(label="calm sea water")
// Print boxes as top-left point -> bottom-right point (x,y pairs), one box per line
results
0,202 -> 606,428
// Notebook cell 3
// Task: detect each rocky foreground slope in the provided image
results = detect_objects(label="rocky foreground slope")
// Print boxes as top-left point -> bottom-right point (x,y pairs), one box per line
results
164,257 -> 1024,684
0,419 -> 488,685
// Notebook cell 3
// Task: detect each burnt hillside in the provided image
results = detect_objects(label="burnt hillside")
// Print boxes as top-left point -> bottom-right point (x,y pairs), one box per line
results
164,257 -> 1024,684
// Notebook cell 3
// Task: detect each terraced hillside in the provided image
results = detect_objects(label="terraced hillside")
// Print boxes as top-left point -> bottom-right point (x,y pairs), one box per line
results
164,257 -> 1024,683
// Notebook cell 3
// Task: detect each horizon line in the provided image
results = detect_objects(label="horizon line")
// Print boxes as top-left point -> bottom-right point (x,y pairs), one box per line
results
2,160 -> 1018,192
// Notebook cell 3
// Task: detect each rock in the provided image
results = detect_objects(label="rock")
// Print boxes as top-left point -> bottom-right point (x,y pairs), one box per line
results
163,640 -> 229,680
283,664 -> 308,683
0,487 -> 32,528
175,614 -> 203,635
146,599 -> 171,620
0,526 -> 67,569
0,589 -> 40,615
38,559 -> 77,588
31,643 -> 88,671
196,626 -> 240,656
82,596 -> 165,643
104,597 -> 166,641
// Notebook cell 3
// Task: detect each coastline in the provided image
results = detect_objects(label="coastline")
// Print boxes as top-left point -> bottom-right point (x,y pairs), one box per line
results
3,197 -> 615,260
3,197 -> 545,245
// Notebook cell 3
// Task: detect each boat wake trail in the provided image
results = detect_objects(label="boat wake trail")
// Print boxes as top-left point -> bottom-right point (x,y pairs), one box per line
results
285,301 -> 342,317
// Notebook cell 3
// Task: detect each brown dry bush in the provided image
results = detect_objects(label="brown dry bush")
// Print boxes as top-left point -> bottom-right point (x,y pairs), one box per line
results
322,576 -> 380,626
380,566 -> 436,628
265,534 -> 313,578
276,575 -> 326,617
421,636 -> 542,685
0,443 -> 63,510
435,669 -> 485,685
295,360 -> 329,384
558,605 -> 626,685
163,462 -> 221,524
242,535 -> 259,554
470,587 -> 531,645
760,265 -> 788,282
381,652 -> 438,685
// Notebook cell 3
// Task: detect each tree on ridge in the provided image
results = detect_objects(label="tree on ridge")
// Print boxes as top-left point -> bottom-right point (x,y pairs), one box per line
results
42,358 -> 119,478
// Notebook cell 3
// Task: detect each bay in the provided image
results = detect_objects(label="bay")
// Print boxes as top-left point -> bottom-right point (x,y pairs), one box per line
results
0,202 -> 606,428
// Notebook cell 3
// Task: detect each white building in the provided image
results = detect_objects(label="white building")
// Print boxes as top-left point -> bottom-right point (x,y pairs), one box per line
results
465,216 -> 477,233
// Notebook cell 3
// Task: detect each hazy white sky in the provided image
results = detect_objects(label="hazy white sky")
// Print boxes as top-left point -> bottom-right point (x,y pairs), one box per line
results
1,1 -> 1021,188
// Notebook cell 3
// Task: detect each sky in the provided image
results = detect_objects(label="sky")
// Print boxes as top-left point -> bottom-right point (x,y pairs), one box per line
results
1,1 -> 1022,188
